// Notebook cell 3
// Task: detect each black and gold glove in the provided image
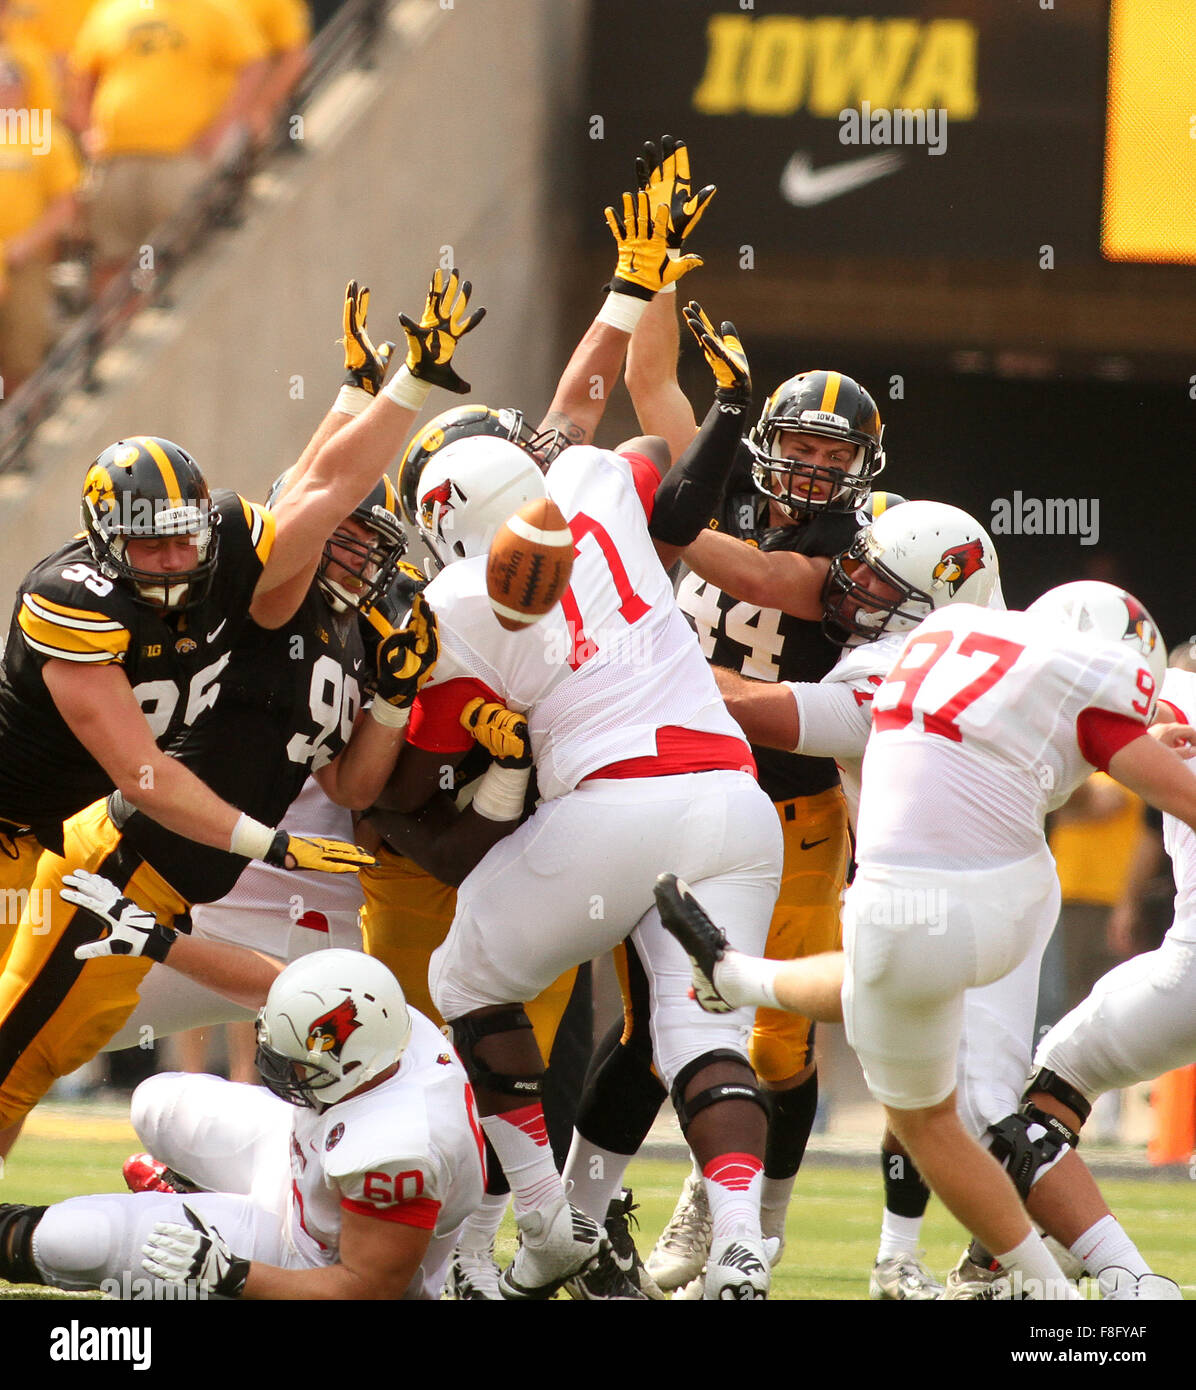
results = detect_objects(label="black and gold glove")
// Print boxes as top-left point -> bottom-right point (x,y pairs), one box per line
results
460,697 -> 532,768
682,301 -> 751,408
341,280 -> 394,395
634,135 -> 716,249
371,592 -> 439,709
397,268 -> 486,395
263,834 -> 375,873
604,190 -> 702,302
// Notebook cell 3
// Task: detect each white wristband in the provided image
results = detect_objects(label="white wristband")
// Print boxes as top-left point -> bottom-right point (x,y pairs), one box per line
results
472,764 -> 530,821
334,384 -> 373,416
381,365 -> 433,412
230,813 -> 275,860
596,291 -> 649,334
657,248 -> 680,294
370,698 -> 410,730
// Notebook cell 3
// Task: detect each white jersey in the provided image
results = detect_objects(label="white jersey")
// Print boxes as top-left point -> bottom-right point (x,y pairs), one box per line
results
421,445 -> 745,800
856,604 -> 1153,869
788,631 -> 906,825
284,1010 -> 484,1265
1156,667 -> 1196,942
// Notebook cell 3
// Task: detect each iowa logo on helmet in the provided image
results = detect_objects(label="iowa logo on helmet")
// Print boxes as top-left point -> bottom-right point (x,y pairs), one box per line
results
932,539 -> 986,595
305,1000 -> 361,1059
1121,595 -> 1159,656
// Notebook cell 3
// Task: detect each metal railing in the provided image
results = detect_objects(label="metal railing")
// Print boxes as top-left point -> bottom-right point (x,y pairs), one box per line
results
0,0 -> 391,477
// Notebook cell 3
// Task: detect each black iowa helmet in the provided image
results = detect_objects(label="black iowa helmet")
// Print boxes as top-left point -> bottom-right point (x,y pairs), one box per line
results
266,471 -> 406,616
747,371 -> 885,518
81,436 -> 217,609
396,405 -> 566,526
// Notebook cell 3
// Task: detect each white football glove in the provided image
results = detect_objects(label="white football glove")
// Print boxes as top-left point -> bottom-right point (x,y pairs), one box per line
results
63,869 -> 181,963
141,1205 -> 251,1298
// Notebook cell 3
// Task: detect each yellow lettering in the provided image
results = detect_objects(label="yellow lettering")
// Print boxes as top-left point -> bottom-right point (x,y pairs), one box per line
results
743,16 -> 806,116
807,19 -> 921,117
901,20 -> 978,117
693,13 -> 755,114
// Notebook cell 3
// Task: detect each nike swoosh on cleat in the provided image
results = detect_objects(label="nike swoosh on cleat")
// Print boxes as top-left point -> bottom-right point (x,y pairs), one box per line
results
779,151 -> 903,207
800,837 -> 829,850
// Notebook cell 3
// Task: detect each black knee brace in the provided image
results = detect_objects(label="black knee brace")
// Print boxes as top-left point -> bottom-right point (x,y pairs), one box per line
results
986,1104 -> 1079,1200
0,1203 -> 47,1285
446,1008 -> 542,1100
670,1050 -> 770,1135
1023,1067 -> 1093,1126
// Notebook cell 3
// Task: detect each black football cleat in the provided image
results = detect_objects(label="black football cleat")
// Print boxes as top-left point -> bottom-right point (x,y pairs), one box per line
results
654,873 -> 734,1014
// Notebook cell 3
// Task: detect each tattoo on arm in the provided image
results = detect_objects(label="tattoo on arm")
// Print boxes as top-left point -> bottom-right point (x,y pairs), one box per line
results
537,410 -> 588,448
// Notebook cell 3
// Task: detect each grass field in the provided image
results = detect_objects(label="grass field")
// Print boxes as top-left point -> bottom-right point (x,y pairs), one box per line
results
3,1103 -> 1196,1301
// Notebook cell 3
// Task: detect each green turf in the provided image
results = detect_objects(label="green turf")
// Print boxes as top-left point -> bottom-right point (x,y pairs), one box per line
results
5,1128 -> 1193,1299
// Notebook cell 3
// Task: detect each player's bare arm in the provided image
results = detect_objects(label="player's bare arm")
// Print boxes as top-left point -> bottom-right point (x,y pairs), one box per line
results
682,530 -> 829,618
366,795 -> 518,889
254,269 -> 484,618
1109,727 -> 1196,823
714,666 -> 801,750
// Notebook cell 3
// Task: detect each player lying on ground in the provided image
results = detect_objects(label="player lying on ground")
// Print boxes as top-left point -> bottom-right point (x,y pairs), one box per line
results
0,953 -> 484,1300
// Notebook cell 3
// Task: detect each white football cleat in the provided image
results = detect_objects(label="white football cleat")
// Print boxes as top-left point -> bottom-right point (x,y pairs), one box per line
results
444,1242 -> 503,1300
869,1253 -> 944,1301
704,1228 -> 771,1300
1098,1266 -> 1182,1301
646,1170 -> 712,1291
500,1199 -> 606,1300
940,1248 -> 1011,1300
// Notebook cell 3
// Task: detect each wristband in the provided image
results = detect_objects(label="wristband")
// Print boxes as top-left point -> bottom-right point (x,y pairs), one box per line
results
230,813 -> 276,860
334,384 -> 373,417
472,764 -> 531,821
382,365 -> 433,412
370,698 -> 411,730
596,291 -> 649,334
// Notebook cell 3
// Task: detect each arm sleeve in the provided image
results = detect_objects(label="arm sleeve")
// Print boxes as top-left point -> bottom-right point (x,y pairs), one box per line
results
789,678 -> 878,759
1076,708 -> 1149,772
619,452 -> 660,522
17,592 -> 130,666
648,397 -> 749,547
339,1160 -> 443,1230
406,676 -> 499,753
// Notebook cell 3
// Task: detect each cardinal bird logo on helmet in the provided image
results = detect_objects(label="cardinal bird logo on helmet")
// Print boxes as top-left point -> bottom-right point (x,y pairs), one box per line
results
305,1000 -> 361,1059
932,539 -> 986,595
419,478 -> 464,534
1122,596 -> 1159,657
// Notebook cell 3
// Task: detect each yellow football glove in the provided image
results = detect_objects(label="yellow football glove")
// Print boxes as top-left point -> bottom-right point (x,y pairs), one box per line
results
398,268 -> 486,395
634,135 -> 717,249
460,697 -> 532,768
605,190 -> 702,301
682,301 -> 751,406
341,280 -> 394,395
264,833 -> 375,873
370,592 -> 439,708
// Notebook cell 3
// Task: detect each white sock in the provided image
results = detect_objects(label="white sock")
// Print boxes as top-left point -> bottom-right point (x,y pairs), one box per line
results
712,952 -> 782,1010
760,1174 -> 795,1243
479,1104 -> 563,1218
703,1153 -> 764,1243
456,1191 -> 508,1253
1070,1214 -> 1150,1279
995,1229 -> 1080,1300
562,1131 -> 632,1224
876,1211 -> 923,1262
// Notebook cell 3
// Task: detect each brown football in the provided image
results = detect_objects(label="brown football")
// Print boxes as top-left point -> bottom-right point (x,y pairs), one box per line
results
486,498 -> 575,631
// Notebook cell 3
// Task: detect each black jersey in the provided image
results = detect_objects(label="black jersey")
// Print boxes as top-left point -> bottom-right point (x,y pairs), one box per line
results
676,443 -> 864,803
118,584 -> 365,903
0,492 -> 273,850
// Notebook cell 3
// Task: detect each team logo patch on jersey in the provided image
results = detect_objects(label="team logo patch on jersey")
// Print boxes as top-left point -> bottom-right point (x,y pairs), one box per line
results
932,539 -> 985,594
174,636 -> 198,654
325,1122 -> 345,1151
437,1052 -> 453,1066
306,1000 -> 361,1059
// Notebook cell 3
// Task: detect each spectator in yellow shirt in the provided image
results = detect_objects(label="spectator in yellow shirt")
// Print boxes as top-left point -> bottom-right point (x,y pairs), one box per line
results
68,0 -> 267,293
227,0 -> 310,146
2,0 -> 94,90
0,49 -> 80,393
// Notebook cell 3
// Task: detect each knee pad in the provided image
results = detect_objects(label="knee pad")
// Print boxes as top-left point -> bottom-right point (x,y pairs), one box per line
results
446,1008 -> 542,1100
0,1203 -> 48,1284
1022,1067 -> 1093,1126
985,1104 -> 1079,1200
670,1049 -> 770,1136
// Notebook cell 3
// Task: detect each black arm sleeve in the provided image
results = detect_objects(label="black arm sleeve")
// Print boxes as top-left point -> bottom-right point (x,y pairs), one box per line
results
648,393 -> 751,547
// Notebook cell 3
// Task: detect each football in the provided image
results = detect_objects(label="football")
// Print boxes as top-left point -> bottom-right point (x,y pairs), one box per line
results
486,498 -> 575,631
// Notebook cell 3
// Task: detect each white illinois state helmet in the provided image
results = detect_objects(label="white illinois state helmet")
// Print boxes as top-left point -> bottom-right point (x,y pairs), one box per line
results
415,434 -> 547,570
822,500 -> 1000,644
255,950 -> 412,1108
1027,580 -> 1166,717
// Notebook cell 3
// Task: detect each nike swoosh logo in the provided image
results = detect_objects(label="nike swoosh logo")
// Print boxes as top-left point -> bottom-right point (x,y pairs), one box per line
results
779,152 -> 903,207
205,618 -> 227,643
800,837 -> 829,851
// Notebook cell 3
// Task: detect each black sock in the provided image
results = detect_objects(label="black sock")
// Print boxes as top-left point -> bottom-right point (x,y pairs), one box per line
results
881,1143 -> 931,1219
764,1070 -> 819,1180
